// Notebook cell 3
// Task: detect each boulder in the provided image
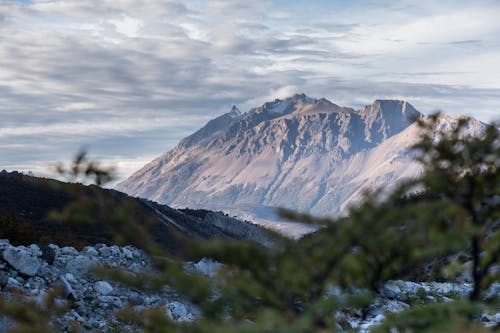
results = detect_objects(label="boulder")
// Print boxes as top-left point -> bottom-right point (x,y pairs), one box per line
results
166,301 -> 188,320
94,281 -> 113,296
166,301 -> 196,322
64,273 -> 76,283
6,277 -> 22,290
61,247 -> 79,256
122,247 -> 134,260
194,258 -> 221,277
380,282 -> 401,300
60,276 -> 77,300
2,246 -> 42,276
28,244 -> 42,256
382,300 -> 410,313
64,255 -> 97,277
485,283 -> 500,300
82,246 -> 98,256
99,245 -> 120,258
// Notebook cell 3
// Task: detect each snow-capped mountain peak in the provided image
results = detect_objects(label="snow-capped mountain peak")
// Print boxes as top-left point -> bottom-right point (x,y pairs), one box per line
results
253,93 -> 321,117
115,94 -> 485,236
266,99 -> 292,115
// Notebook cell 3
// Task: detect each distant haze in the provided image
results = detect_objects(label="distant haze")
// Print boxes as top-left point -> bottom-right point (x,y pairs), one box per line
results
1,0 -> 499,180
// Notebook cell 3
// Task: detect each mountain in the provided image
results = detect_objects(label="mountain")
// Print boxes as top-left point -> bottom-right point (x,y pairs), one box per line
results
0,171 -> 273,254
116,94 -> 485,235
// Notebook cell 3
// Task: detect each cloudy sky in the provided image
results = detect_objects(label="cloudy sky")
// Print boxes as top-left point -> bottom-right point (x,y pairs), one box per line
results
1,0 -> 499,181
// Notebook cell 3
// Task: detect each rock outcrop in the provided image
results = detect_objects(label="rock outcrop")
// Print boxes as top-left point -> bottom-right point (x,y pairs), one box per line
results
3,245 -> 42,276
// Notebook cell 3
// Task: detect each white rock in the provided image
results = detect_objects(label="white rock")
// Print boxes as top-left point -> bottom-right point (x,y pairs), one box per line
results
99,245 -> 120,257
60,276 -> 76,300
326,285 -> 343,298
383,300 -> 410,313
0,239 -> 10,252
381,282 -> 401,299
28,244 -> 42,256
397,281 -> 429,294
359,314 -> 386,333
166,301 -> 192,322
48,244 -> 60,255
194,258 -> 221,277
64,273 -> 76,283
65,255 -> 97,277
61,247 -> 78,255
428,282 -> 472,296
98,296 -> 124,308
122,247 -> 134,260
485,283 -> 500,300
6,277 -> 21,288
488,313 -> 500,323
82,246 -> 98,256
94,281 -> 113,295
3,246 -> 42,276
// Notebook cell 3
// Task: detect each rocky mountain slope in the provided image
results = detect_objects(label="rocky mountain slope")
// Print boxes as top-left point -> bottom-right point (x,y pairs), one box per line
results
0,171 -> 273,253
116,94 -> 486,235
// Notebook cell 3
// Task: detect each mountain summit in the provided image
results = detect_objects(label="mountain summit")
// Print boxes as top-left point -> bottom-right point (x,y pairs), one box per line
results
115,94 -> 481,235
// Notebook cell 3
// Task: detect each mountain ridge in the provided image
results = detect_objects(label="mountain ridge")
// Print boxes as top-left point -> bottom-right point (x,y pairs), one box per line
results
0,170 -> 273,252
116,94 -> 485,235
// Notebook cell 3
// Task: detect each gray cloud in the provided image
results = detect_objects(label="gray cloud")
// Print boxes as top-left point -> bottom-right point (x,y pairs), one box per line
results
1,0 -> 499,180
448,40 -> 484,48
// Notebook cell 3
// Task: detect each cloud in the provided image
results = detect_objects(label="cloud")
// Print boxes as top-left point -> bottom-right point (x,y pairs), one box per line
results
0,115 -> 204,139
448,39 -> 483,46
1,0 -> 499,180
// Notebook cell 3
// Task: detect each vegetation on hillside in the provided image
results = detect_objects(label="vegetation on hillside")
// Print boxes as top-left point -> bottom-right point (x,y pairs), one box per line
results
0,159 -> 271,256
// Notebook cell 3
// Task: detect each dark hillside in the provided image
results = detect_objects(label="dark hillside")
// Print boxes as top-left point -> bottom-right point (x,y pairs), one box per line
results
0,171 -> 271,256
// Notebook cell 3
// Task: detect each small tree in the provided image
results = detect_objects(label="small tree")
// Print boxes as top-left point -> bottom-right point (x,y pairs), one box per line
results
412,115 -> 499,301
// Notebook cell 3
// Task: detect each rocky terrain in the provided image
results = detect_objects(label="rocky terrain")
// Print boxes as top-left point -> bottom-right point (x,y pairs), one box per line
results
116,94 -> 486,236
348,281 -> 499,331
0,239 -> 498,332
0,239 -> 203,331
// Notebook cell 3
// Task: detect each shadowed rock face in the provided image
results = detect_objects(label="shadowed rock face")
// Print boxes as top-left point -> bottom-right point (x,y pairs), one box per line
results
115,94 -> 484,233
359,100 -> 421,143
